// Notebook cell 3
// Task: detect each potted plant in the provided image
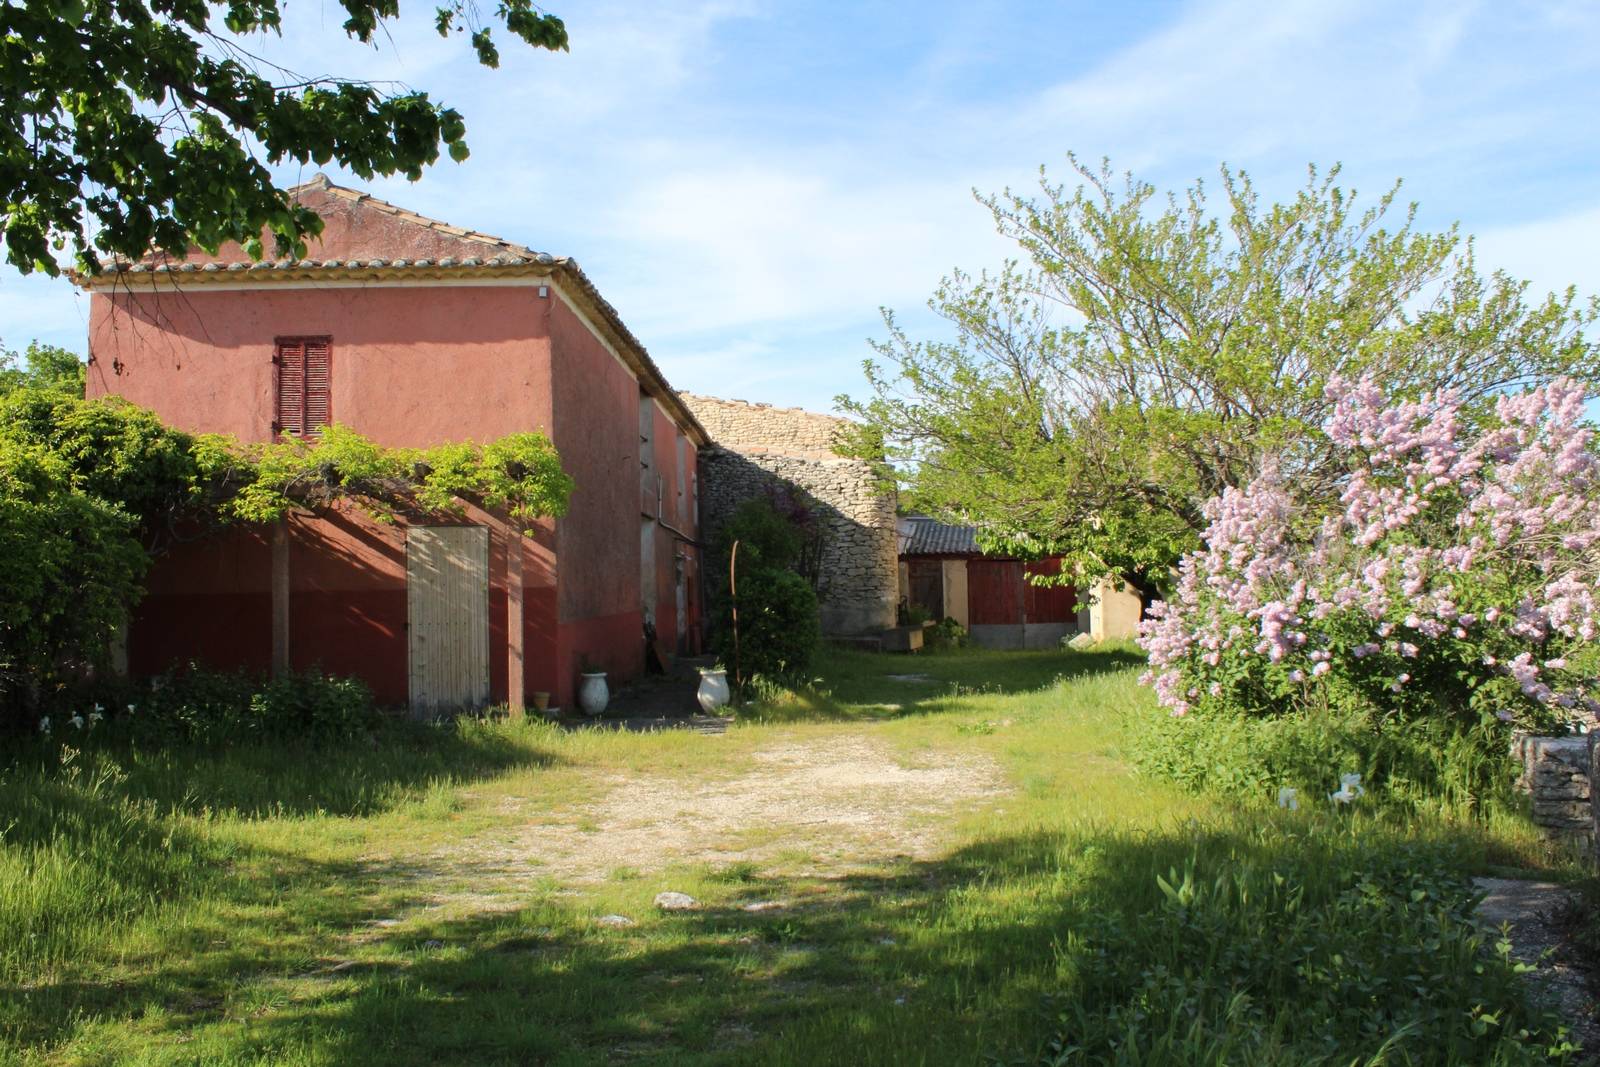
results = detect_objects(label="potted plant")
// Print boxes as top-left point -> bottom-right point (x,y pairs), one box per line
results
697,663 -> 730,713
577,655 -> 609,716
531,691 -> 552,715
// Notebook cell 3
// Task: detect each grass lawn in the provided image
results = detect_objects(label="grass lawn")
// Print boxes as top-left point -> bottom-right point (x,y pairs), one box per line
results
0,646 -> 1583,1065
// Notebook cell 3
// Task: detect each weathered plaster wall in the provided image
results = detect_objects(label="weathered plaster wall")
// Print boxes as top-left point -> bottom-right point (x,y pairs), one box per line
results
642,401 -> 702,655
1090,577 -> 1143,642
682,395 -> 897,635
84,183 -> 703,714
90,282 -> 563,708
941,559 -> 970,628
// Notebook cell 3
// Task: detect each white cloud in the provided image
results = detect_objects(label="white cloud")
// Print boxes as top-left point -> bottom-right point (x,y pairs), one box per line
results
595,158 -> 1008,340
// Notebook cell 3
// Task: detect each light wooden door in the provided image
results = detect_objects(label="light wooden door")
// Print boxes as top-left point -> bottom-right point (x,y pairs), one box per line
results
407,526 -> 490,714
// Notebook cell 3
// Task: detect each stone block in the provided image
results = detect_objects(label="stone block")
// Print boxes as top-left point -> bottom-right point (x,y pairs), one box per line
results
879,626 -> 924,653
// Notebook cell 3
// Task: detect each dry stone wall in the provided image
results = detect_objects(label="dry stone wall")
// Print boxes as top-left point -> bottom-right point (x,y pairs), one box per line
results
682,394 -> 897,635
680,393 -> 846,457
1513,732 -> 1595,862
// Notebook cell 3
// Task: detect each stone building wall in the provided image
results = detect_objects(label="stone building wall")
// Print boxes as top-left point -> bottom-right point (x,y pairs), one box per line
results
679,393 -> 846,457
682,394 -> 898,635
1513,732 -> 1595,862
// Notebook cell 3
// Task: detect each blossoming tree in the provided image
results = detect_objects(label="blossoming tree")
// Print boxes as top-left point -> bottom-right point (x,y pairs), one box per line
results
1139,376 -> 1599,734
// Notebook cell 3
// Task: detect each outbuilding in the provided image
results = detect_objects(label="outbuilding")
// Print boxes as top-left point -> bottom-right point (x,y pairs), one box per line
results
896,516 -> 1083,650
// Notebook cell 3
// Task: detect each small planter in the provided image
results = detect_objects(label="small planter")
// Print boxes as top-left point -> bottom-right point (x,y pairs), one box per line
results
531,691 -> 551,714
577,672 -> 610,716
697,668 -> 730,713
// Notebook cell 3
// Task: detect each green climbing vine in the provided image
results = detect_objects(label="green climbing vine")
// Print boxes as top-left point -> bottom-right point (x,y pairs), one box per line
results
0,384 -> 575,720
223,425 -> 573,533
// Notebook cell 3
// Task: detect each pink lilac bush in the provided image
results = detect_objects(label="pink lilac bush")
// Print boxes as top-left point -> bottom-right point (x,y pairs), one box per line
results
1139,377 -> 1600,730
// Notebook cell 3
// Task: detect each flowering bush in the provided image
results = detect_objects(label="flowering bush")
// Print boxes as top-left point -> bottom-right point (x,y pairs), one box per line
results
35,667 -> 378,747
1139,376 -> 1599,736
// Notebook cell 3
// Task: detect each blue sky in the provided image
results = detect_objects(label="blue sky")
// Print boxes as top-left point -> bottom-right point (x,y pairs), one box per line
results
4,0 -> 1599,414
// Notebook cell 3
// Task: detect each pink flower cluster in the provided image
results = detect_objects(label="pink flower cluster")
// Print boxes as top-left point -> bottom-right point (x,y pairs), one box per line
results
1139,376 -> 1600,725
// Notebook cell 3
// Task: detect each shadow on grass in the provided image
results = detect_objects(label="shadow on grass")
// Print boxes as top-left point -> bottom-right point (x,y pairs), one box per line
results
6,811 -> 1574,1066
739,644 -> 1148,724
0,722 -> 566,1019
3,718 -> 563,822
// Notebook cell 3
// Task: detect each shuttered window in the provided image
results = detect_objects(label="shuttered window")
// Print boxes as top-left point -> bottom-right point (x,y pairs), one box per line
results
274,337 -> 331,438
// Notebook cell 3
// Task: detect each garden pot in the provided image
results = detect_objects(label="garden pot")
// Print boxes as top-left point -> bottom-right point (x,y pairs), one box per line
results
531,691 -> 551,714
578,672 -> 610,716
697,668 -> 730,713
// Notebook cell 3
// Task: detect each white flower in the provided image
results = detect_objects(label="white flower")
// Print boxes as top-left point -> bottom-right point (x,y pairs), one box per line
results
39,717 -> 50,734
1277,787 -> 1299,811
126,704 -> 136,715
69,714 -> 84,730
93,703 -> 103,713
1329,773 -> 1365,804
88,711 -> 103,727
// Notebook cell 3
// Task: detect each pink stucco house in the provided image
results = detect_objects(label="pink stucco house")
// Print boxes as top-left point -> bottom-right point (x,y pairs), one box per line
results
80,175 -> 707,713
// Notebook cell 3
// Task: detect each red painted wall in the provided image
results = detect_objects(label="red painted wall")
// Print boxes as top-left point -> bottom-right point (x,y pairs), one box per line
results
967,559 -> 1023,626
87,284 -> 554,445
962,556 -> 1076,626
88,279 -> 567,708
548,295 -> 646,704
131,525 -> 274,677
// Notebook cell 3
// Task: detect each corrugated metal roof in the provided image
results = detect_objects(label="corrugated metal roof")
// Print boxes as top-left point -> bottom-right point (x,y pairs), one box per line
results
899,516 -> 980,556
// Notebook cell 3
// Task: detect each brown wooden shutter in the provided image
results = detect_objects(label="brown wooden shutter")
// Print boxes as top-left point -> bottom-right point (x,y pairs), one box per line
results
273,337 -> 331,439
275,339 -> 305,437
304,339 -> 331,434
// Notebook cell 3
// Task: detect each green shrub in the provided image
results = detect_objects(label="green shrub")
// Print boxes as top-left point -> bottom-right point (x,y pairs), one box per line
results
711,568 -> 821,682
927,616 -> 969,649
712,495 -> 806,575
37,667 -> 379,747
1038,834 -> 1576,1064
1125,702 -> 1521,817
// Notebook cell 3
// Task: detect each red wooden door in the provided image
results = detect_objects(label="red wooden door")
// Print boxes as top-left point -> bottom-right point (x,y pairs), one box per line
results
968,559 -> 1022,625
1024,558 -> 1078,623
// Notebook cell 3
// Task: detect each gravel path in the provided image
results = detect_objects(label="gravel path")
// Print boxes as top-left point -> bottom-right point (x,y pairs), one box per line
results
1475,877 -> 1598,1058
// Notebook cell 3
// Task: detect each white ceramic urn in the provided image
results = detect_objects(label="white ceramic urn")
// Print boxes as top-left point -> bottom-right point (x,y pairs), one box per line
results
697,668 -> 730,713
578,672 -> 610,716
